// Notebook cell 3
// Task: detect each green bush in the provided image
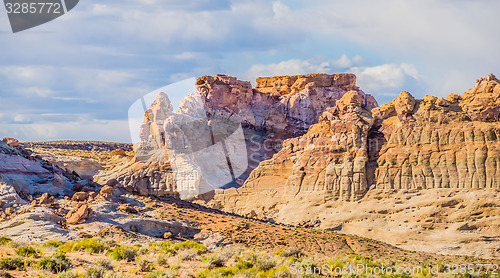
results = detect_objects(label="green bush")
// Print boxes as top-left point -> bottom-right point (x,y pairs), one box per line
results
135,256 -> 152,272
60,238 -> 107,254
0,257 -> 25,271
44,240 -> 63,248
0,237 -> 12,247
85,259 -> 113,278
149,241 -> 176,255
276,248 -> 303,258
58,270 -> 77,278
144,270 -> 176,278
36,252 -> 70,273
204,255 -> 226,269
235,257 -> 254,270
15,246 -> 40,258
172,241 -> 207,255
196,267 -> 235,278
107,246 -> 137,262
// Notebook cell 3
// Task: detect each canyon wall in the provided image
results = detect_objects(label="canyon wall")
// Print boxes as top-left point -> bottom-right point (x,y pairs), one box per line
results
200,74 -> 500,258
96,74 -> 377,198
208,74 -> 500,213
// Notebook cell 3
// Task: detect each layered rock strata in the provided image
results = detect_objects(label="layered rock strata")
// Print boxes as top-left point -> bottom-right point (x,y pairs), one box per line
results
95,74 -> 377,198
374,74 -> 500,190
201,74 -> 500,258
0,139 -> 79,199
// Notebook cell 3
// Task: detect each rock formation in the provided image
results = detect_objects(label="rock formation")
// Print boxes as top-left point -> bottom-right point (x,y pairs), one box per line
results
65,204 -> 93,225
95,74 -> 376,199
200,74 -> 500,258
0,138 -> 80,200
374,74 -> 500,190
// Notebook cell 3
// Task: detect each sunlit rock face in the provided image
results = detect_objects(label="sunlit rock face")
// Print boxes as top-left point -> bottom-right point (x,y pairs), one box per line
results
374,74 -> 500,190
96,73 -> 376,199
199,74 -> 500,258
0,139 -> 77,202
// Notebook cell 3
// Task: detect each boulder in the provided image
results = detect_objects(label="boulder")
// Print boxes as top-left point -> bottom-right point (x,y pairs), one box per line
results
99,185 -> 114,199
71,191 -> 89,202
65,204 -> 92,225
116,204 -> 138,214
38,193 -> 56,205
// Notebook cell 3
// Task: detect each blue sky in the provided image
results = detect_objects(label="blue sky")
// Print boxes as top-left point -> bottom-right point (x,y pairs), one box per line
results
1,0 -> 499,142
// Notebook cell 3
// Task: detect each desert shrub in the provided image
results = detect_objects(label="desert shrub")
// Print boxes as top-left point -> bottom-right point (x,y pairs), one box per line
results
197,267 -> 235,278
235,258 -> 254,270
0,257 -> 25,271
172,241 -> 207,255
103,272 -> 129,278
15,245 -> 40,258
85,266 -> 105,278
149,241 -> 177,255
0,237 -> 12,247
204,254 -> 226,269
58,270 -> 77,278
236,251 -> 257,270
177,249 -> 200,261
153,253 -> 169,266
144,270 -> 176,278
36,252 -> 70,273
255,254 -> 276,271
60,238 -> 107,254
236,251 -> 276,271
276,248 -> 303,259
107,246 -> 137,262
44,240 -> 63,248
85,259 -> 113,278
135,255 -> 153,272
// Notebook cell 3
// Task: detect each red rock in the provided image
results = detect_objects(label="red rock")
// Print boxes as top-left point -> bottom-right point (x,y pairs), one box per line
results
65,204 -> 92,225
38,193 -> 56,205
3,138 -> 19,148
71,191 -> 89,202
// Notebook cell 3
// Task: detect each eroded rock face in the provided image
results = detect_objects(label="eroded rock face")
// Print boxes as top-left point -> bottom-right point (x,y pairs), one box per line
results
37,153 -> 103,179
374,76 -> 500,190
0,139 -> 78,197
201,74 -> 500,258
460,74 -> 500,122
197,74 -> 377,137
95,74 -> 376,199
206,90 -> 377,214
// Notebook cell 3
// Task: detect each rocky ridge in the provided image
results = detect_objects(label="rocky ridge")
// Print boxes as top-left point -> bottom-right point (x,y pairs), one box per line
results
202,74 -> 500,258
95,74 -> 376,198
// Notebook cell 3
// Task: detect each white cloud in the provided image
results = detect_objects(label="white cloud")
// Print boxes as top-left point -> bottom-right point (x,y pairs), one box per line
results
350,63 -> 420,95
272,1 -> 290,19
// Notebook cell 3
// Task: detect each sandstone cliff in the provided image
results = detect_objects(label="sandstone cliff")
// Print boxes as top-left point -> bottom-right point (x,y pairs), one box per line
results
374,74 -> 500,190
95,74 -> 376,198
202,74 -> 500,258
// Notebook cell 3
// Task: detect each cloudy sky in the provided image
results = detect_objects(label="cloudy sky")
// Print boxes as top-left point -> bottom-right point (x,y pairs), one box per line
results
1,0 -> 499,142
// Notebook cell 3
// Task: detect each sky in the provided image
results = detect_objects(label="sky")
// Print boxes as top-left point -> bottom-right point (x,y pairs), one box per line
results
1,0 -> 499,142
